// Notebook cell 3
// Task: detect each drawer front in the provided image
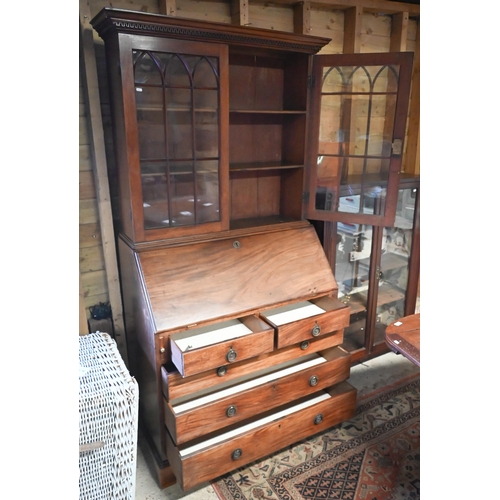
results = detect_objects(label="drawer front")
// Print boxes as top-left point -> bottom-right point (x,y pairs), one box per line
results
162,330 -> 344,401
262,296 -> 350,349
164,346 -> 351,444
166,381 -> 357,491
170,315 -> 274,378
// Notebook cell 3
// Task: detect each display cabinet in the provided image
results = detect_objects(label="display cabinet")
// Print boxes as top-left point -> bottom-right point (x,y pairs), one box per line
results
91,7 -> 417,491
332,182 -> 420,362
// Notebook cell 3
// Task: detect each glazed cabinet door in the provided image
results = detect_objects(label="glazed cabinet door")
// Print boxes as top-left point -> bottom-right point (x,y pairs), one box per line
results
112,34 -> 229,243
335,184 -> 419,360
305,52 -> 414,227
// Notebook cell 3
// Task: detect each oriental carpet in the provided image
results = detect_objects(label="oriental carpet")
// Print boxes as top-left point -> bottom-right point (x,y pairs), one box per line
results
212,375 -> 420,500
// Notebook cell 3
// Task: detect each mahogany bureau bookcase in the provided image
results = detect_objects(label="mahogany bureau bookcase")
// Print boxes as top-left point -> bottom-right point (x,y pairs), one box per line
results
91,8 -> 413,490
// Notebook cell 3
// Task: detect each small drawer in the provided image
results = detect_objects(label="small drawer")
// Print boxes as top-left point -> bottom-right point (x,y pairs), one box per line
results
170,315 -> 274,378
164,346 -> 351,444
166,381 -> 357,491
261,296 -> 350,349
162,329 -> 345,401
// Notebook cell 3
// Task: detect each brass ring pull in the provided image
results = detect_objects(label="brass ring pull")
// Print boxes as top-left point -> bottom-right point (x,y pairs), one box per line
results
309,375 -> 318,387
226,348 -> 237,363
231,448 -> 242,460
226,405 -> 237,417
314,414 -> 323,425
311,323 -> 321,337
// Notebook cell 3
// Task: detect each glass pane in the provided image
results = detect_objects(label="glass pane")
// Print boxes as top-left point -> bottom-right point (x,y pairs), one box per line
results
165,55 -> 192,87
195,111 -> 218,157
373,188 -> 416,343
316,63 -> 400,220
166,88 -> 191,111
134,52 -> 162,85
196,160 -> 220,223
141,161 -> 169,229
192,57 -> 219,88
136,87 -> 165,160
194,89 -> 218,110
336,222 -> 372,351
133,48 -> 221,231
167,110 -> 193,160
170,162 -> 196,227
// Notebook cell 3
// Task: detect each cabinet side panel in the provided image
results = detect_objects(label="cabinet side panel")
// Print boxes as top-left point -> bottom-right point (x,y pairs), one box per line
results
118,238 -> 166,460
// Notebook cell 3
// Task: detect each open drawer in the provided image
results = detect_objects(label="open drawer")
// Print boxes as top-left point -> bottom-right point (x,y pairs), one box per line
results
170,315 -> 274,378
260,296 -> 350,349
164,346 -> 351,444
162,329 -> 345,401
166,381 -> 357,491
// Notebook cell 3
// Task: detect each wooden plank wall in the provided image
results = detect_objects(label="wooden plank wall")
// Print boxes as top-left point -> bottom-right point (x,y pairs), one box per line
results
79,0 -> 420,336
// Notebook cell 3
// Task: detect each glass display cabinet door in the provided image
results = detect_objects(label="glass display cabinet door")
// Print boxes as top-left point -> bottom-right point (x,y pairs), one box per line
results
305,52 -> 414,227
336,186 -> 419,357
126,38 -> 229,241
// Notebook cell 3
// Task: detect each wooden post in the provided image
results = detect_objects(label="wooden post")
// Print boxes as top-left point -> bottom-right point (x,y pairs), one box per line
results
293,2 -> 311,35
390,12 -> 409,52
159,0 -> 176,16
403,21 -> 420,175
79,0 -> 128,365
231,0 -> 249,26
343,6 -> 363,54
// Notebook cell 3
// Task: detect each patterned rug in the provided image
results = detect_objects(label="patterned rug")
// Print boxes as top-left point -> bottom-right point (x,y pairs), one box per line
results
212,376 -> 419,500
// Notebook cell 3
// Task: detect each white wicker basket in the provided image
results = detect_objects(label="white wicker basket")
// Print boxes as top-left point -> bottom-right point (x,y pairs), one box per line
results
79,332 -> 139,500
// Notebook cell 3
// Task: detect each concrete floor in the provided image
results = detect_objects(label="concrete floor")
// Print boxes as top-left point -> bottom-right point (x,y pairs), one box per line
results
134,351 -> 420,500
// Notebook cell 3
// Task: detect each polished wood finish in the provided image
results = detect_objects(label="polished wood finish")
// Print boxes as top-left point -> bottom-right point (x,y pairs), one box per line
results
164,346 -> 351,444
267,296 -> 350,349
162,329 -> 345,401
385,313 -> 420,366
138,226 -> 336,333
170,315 -> 275,378
166,381 -> 357,491
92,9 -> 358,490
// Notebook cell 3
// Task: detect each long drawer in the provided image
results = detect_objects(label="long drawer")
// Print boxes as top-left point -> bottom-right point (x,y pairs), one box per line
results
166,381 -> 357,491
260,296 -> 350,349
164,346 -> 351,444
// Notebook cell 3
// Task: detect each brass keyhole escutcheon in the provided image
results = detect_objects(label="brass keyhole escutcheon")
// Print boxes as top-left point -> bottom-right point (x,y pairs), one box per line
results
226,405 -> 237,417
311,322 -> 321,337
226,348 -> 237,363
314,414 -> 323,425
300,341 -> 309,350
309,375 -> 318,387
231,448 -> 242,460
216,366 -> 227,377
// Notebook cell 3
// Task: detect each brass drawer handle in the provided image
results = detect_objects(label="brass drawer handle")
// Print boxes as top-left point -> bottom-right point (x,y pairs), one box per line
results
231,448 -> 242,460
300,341 -> 309,350
160,347 -> 165,354
314,414 -> 323,425
226,405 -> 237,417
216,366 -> 227,377
309,375 -> 318,387
226,348 -> 237,363
311,322 -> 321,337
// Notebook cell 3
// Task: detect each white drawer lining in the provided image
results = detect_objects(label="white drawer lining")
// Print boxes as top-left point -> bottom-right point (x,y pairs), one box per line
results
261,301 -> 325,326
179,391 -> 331,457
173,354 -> 326,414
172,319 -> 253,352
